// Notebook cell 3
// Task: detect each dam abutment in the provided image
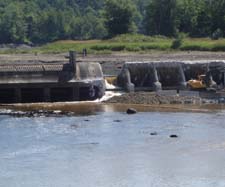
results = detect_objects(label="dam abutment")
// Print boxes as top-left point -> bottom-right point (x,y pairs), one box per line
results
0,51 -> 105,103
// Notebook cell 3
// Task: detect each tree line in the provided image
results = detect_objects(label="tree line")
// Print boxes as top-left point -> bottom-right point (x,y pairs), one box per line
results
0,0 -> 224,44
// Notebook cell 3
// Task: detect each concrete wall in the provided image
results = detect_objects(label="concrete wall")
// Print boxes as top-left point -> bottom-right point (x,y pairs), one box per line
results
0,80 -> 105,103
76,62 -> 103,80
117,61 -> 225,92
0,52 -> 105,103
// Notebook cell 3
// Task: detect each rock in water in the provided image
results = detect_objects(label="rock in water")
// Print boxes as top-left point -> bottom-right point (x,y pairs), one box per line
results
126,108 -> 137,114
170,134 -> 178,138
113,119 -> 122,122
150,132 -> 158,136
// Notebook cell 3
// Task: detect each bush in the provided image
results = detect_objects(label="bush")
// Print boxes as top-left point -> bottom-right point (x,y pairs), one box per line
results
180,45 -> 210,51
140,44 -> 160,50
211,29 -> 223,40
125,45 -> 141,51
90,45 -> 111,51
111,45 -> 126,51
171,33 -> 185,49
212,44 -> 225,51
171,38 -> 182,49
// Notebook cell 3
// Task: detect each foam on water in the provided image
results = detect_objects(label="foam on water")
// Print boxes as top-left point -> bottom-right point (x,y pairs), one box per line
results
98,91 -> 123,102
95,80 -> 123,102
105,79 -> 117,89
59,80 -> 123,103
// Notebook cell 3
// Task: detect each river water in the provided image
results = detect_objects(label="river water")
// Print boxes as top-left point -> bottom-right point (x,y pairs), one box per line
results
1,109 -> 225,187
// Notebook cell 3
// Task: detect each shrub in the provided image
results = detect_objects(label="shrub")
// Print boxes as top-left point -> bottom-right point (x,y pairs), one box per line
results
111,45 -> 126,51
171,38 -> 182,49
171,33 -> 185,49
211,29 -> 223,40
125,45 -> 141,51
90,45 -> 111,51
212,44 -> 225,51
180,45 -> 210,51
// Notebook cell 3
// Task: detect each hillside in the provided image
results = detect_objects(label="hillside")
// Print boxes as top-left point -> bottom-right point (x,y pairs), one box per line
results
0,0 -> 224,44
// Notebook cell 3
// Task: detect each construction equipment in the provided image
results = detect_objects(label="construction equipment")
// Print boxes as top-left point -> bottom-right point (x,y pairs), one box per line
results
105,76 -> 117,86
187,66 -> 225,91
187,74 -> 207,90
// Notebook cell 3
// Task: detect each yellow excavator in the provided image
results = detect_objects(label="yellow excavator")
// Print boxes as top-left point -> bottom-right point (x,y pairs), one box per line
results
187,74 -> 207,90
187,66 -> 225,91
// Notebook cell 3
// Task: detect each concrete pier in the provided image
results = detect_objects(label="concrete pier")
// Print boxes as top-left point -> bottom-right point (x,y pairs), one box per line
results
152,65 -> 162,91
117,61 -> 225,91
178,64 -> 187,89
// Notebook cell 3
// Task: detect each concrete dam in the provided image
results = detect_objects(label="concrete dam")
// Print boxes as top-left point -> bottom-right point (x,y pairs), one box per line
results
117,61 -> 225,92
1,52 -> 225,104
0,52 -> 105,103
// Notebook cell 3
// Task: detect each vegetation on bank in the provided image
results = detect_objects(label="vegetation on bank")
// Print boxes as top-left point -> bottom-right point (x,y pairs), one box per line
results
0,0 -> 225,45
1,34 -> 225,54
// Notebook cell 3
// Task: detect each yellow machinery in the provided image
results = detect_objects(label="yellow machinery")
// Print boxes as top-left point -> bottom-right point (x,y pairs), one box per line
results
187,75 -> 207,90
105,76 -> 117,86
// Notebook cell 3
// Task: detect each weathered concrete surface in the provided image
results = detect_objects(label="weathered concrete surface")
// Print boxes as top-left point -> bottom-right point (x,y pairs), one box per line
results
117,61 -> 225,91
1,52 -> 225,103
0,53 -> 105,103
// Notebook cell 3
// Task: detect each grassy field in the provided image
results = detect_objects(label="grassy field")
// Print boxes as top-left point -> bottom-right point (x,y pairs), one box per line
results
1,34 -> 225,54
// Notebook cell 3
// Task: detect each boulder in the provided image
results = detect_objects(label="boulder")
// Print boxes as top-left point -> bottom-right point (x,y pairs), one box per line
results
150,132 -> 158,136
126,108 -> 137,114
170,134 -> 178,138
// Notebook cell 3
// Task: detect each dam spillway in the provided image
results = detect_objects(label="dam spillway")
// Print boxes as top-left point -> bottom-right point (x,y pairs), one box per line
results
117,61 -> 225,92
0,52 -> 105,103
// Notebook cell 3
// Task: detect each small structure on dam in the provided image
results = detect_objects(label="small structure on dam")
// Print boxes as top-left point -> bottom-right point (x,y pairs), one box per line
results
0,51 -> 105,103
117,61 -> 225,92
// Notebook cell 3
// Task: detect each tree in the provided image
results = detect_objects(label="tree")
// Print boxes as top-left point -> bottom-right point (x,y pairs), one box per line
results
144,0 -> 178,36
104,0 -> 137,37
0,2 -> 27,43
0,0 -> 224,44
176,0 -> 199,34
210,0 -> 225,37
192,9 -> 212,37
70,7 -> 107,40
133,0 -> 149,33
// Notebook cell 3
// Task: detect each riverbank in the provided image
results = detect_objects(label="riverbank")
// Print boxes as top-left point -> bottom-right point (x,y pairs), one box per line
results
0,98 -> 224,116
1,35 -> 225,54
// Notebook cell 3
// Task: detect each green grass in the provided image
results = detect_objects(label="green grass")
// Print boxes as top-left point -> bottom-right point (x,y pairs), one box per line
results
1,34 -> 225,54
34,34 -> 173,54
180,38 -> 225,51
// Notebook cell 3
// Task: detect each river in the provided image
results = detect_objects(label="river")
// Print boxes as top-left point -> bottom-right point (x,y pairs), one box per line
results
0,109 -> 225,187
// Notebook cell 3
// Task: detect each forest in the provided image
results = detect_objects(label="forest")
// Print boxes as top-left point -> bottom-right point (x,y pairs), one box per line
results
0,0 -> 224,44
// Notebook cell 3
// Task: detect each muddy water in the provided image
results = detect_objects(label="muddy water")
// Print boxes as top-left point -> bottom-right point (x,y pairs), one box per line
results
0,110 -> 225,187
1,102 -> 225,115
